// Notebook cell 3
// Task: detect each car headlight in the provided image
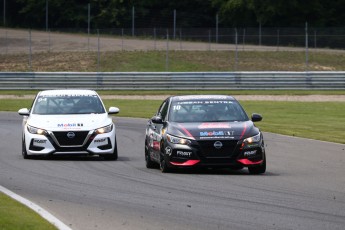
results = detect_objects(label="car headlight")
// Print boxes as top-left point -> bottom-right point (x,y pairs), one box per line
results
95,124 -> 113,134
243,133 -> 261,145
27,125 -> 47,135
166,134 -> 191,145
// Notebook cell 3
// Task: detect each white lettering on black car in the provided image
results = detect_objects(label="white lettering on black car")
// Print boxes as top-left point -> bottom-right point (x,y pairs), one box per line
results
176,151 -> 192,157
244,150 -> 257,157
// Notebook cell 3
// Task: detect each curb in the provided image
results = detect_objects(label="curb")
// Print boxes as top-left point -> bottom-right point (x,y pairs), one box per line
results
0,185 -> 72,230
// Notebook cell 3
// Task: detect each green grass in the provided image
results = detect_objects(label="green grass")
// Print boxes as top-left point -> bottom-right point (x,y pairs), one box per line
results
3,50 -> 345,72
0,193 -> 57,230
9,98 -> 345,144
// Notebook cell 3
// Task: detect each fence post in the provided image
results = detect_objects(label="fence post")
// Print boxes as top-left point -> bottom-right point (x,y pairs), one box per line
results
97,29 -> 100,72
153,28 -> 156,50
216,14 -> 219,43
28,29 -> 32,71
166,30 -> 169,71
235,28 -> 238,71
173,9 -> 176,40
132,6 -> 135,37
87,3 -> 90,51
305,22 -> 309,71
276,29 -> 280,51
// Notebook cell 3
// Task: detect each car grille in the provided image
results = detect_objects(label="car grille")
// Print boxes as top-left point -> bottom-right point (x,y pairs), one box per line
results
51,131 -> 90,146
197,140 -> 238,158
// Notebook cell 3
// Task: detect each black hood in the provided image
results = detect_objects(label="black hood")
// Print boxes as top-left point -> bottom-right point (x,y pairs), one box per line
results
166,121 -> 258,141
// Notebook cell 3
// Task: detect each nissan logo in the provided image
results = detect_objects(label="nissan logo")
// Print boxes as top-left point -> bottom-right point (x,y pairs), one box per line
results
214,141 -> 223,149
67,132 -> 76,139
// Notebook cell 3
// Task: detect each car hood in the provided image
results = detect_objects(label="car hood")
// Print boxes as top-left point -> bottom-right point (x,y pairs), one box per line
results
167,121 -> 258,141
27,113 -> 112,131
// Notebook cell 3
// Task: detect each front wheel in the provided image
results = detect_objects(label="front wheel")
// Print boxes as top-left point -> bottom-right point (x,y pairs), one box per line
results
22,136 -> 31,159
103,137 -> 118,161
159,153 -> 171,173
248,154 -> 266,174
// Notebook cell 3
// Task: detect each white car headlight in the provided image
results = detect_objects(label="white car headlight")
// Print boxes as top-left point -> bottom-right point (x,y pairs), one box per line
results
27,125 -> 47,135
95,124 -> 113,134
166,134 -> 191,145
243,133 -> 261,144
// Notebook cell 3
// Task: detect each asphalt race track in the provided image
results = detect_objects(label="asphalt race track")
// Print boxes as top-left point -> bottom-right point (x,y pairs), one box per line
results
0,112 -> 344,230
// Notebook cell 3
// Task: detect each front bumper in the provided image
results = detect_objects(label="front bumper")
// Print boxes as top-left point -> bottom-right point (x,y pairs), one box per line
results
163,138 -> 265,168
24,128 -> 116,156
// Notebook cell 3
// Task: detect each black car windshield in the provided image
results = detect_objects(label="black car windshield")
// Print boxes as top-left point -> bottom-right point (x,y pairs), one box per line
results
32,95 -> 105,115
169,100 -> 248,122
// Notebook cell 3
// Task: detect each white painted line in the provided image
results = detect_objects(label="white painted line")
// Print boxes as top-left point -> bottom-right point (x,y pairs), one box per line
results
0,185 -> 72,230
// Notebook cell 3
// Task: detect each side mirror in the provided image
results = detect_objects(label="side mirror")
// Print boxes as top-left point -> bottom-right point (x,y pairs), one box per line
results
18,108 -> 30,116
251,113 -> 262,122
151,115 -> 163,124
108,107 -> 120,115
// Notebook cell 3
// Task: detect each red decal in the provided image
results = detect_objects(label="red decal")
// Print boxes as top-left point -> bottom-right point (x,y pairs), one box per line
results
239,123 -> 247,139
178,124 -> 195,139
170,160 -> 200,166
237,159 -> 263,165
198,123 -> 230,129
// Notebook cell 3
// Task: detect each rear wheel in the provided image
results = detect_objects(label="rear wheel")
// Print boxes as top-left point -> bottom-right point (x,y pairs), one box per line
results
145,145 -> 157,169
248,153 -> 266,174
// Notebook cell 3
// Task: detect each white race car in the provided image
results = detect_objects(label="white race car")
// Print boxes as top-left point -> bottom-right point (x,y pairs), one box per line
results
18,89 -> 120,160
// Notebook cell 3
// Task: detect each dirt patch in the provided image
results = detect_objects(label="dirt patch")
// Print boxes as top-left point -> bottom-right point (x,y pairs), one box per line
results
1,94 -> 345,102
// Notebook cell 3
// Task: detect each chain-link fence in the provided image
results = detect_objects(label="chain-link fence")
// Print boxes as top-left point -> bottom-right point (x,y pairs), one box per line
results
1,27 -> 345,72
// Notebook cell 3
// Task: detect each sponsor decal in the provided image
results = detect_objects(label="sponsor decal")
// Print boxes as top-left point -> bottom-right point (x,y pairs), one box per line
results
34,139 -> 47,144
176,151 -> 192,157
57,123 -> 83,128
94,138 -> 106,143
225,131 -> 235,136
198,123 -> 230,129
165,146 -> 172,156
200,131 -> 224,137
244,150 -> 257,157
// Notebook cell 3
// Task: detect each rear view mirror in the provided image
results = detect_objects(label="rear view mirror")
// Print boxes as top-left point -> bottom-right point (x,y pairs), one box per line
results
151,115 -> 163,124
18,108 -> 30,116
108,107 -> 120,115
251,113 -> 262,122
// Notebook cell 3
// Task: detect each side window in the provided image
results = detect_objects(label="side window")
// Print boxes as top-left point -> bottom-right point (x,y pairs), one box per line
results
158,99 -> 169,121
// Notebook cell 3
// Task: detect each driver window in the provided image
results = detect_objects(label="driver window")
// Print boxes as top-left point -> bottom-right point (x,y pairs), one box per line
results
158,100 -> 169,121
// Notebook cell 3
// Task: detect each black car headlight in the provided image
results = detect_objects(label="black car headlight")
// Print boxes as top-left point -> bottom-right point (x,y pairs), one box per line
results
242,133 -> 261,147
27,125 -> 47,135
166,134 -> 191,145
95,124 -> 113,134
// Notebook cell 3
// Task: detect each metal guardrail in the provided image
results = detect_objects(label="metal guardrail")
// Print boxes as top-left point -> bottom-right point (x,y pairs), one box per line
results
0,72 -> 344,90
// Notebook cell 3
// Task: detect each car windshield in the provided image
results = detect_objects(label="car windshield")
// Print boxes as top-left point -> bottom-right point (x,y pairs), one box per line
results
32,95 -> 105,115
169,100 -> 248,122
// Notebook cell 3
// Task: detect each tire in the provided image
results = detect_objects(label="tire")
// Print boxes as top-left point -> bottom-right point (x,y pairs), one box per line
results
248,153 -> 266,175
145,144 -> 157,169
159,153 -> 171,173
103,137 -> 118,161
22,136 -> 31,159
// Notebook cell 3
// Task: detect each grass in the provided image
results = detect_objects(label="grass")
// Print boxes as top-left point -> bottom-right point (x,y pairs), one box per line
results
7,98 -> 345,144
2,50 -> 345,72
0,192 -> 57,230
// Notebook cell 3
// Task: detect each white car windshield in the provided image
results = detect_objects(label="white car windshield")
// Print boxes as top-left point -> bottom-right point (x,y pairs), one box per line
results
32,95 -> 105,115
169,100 -> 248,122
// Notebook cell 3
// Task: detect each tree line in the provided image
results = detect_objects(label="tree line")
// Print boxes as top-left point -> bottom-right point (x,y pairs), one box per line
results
2,0 -> 345,29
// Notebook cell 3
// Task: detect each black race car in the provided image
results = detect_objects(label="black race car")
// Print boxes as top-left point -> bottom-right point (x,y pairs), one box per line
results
144,95 -> 266,174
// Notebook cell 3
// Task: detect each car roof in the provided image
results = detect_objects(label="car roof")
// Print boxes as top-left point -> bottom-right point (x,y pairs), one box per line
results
37,89 -> 98,97
170,95 -> 236,102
